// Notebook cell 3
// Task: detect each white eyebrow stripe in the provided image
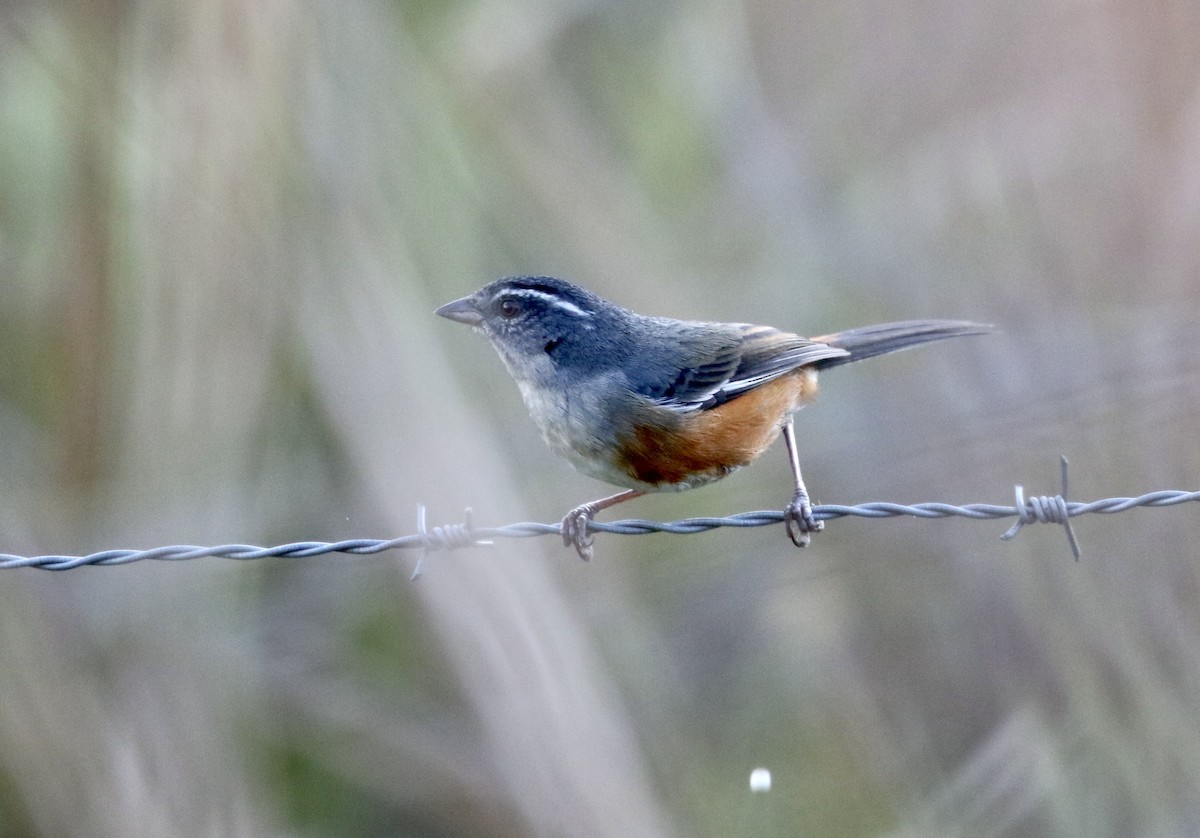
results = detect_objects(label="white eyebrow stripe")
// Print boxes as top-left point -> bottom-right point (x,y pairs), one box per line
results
502,288 -> 593,318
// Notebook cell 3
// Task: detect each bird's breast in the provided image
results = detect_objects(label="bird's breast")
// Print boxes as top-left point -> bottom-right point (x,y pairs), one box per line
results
512,366 -> 819,494
515,372 -> 629,482
614,368 -> 818,491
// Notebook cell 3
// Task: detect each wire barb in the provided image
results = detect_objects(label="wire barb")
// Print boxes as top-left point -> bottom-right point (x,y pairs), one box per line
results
2,460 -> 1197,569
411,504 -> 429,580
412,506 -> 492,579
1000,456 -> 1082,559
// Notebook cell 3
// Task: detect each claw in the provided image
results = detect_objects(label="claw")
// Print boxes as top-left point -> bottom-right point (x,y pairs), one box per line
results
557,489 -> 643,561
561,505 -> 597,561
783,491 -> 822,548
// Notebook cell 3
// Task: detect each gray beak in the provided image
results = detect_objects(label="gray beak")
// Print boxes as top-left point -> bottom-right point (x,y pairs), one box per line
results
435,296 -> 484,326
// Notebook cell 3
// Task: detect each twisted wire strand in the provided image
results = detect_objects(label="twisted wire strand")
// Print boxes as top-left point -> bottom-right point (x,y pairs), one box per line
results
4,481 -> 1197,570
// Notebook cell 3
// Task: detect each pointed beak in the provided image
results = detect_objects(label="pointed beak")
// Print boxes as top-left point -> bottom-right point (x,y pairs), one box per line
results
435,295 -> 484,327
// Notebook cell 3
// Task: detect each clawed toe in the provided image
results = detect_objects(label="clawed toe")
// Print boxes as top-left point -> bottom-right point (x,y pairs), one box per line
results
783,494 -> 822,548
561,506 -> 597,561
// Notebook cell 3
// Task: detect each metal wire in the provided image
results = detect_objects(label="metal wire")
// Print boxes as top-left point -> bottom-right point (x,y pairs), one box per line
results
3,459 -> 1197,569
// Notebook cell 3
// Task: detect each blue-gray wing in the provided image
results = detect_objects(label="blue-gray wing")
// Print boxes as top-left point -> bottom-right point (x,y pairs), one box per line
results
647,324 -> 849,412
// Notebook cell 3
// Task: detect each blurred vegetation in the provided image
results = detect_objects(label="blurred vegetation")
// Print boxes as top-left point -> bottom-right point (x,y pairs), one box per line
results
1,0 -> 1199,835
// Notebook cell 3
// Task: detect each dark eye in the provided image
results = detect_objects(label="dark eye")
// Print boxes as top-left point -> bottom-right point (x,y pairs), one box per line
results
499,299 -> 521,318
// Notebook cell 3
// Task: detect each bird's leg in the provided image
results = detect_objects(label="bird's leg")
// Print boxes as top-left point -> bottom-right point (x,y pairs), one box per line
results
781,418 -> 822,547
562,489 -> 644,561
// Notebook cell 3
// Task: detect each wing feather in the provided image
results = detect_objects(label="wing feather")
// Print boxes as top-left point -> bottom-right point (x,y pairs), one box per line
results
649,325 -> 848,412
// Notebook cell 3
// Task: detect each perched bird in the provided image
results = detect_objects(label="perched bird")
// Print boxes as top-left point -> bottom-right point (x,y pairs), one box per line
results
437,276 -> 991,559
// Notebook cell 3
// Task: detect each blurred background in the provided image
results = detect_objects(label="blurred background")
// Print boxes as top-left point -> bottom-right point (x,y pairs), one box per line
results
1,0 -> 1198,835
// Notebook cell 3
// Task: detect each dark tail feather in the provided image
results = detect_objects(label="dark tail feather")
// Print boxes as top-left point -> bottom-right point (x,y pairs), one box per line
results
812,320 -> 994,369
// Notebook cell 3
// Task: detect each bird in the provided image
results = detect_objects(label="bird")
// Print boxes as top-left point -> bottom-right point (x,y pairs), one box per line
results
436,276 -> 992,559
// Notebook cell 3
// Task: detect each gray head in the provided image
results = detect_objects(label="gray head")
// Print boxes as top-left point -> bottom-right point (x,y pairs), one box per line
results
436,276 -> 635,377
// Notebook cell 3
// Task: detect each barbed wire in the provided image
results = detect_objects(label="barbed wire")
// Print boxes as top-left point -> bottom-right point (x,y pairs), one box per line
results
2,459 -> 1197,570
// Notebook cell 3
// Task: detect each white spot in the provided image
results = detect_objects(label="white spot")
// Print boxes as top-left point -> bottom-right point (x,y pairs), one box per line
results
749,767 -> 771,793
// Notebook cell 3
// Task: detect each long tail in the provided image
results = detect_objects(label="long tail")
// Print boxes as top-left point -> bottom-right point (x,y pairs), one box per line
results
812,320 -> 994,369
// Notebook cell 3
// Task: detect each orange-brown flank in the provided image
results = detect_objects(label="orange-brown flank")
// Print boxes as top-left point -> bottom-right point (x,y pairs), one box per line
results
616,370 -> 818,488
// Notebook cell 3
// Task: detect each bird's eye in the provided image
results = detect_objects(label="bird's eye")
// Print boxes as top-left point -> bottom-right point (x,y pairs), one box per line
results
499,299 -> 521,319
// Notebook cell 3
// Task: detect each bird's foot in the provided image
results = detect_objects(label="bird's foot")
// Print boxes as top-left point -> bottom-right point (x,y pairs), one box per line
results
561,504 -> 598,561
783,490 -> 823,548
